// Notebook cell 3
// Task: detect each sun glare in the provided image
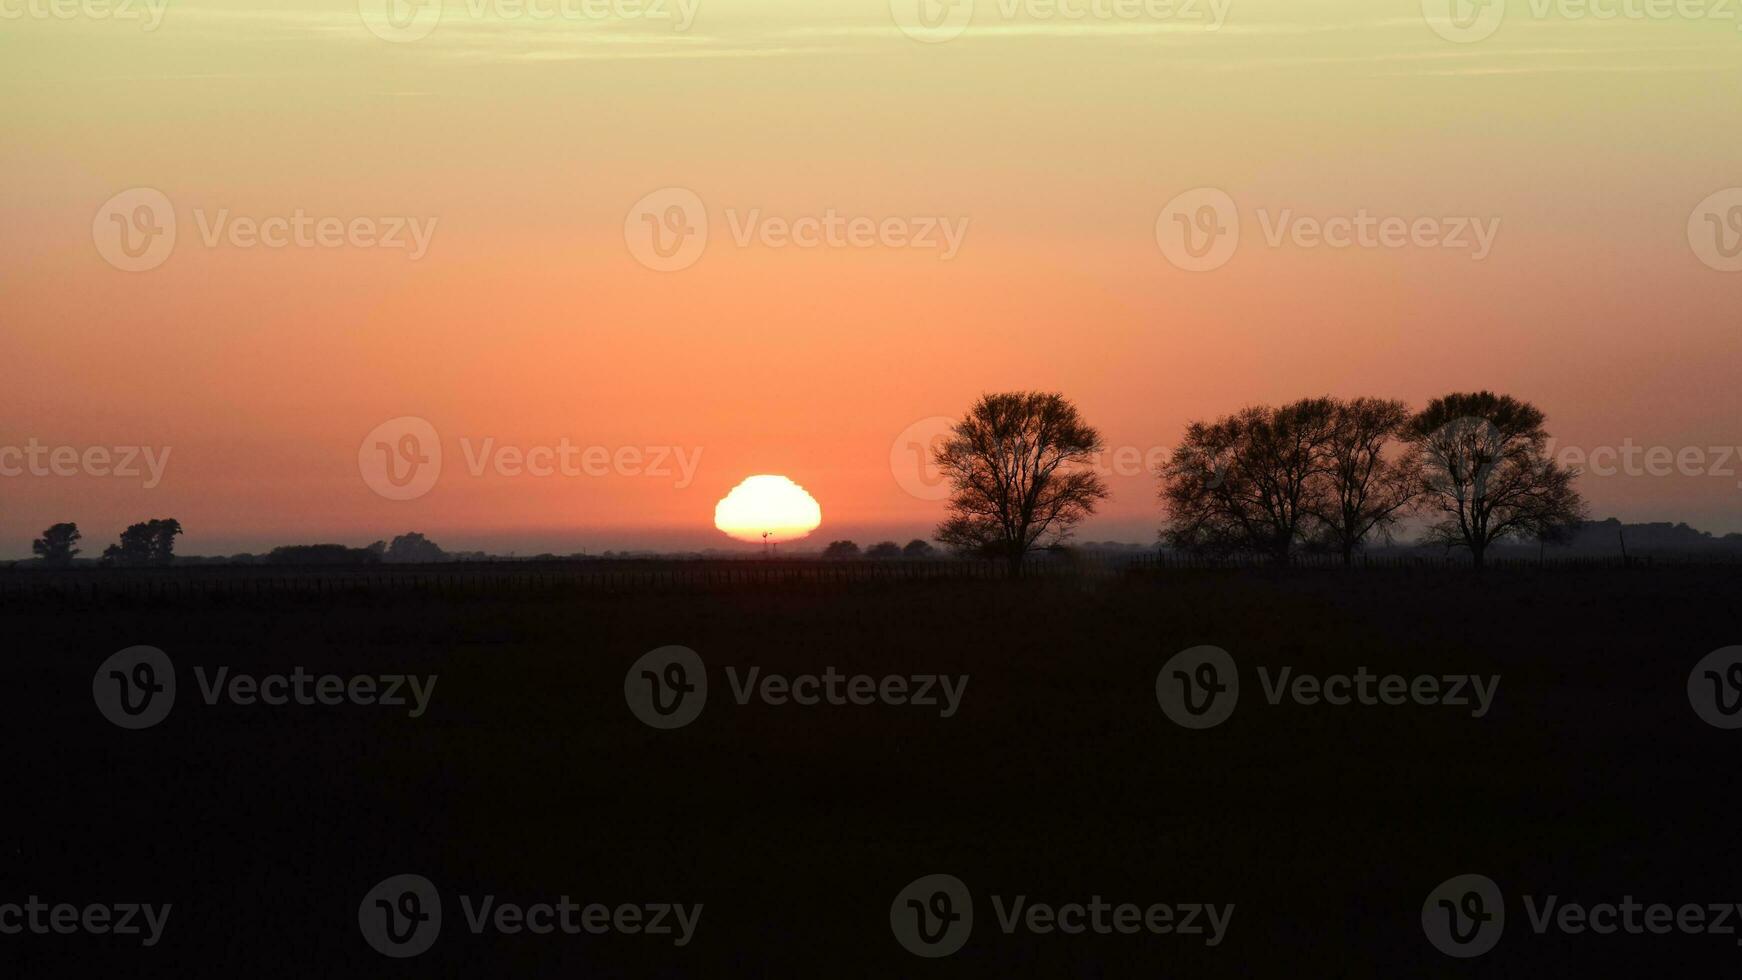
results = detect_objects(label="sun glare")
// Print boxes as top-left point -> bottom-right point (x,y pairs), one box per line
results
714,475 -> 823,544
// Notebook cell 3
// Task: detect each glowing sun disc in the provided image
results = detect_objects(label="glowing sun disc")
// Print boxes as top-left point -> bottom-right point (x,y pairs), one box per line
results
714,475 -> 822,543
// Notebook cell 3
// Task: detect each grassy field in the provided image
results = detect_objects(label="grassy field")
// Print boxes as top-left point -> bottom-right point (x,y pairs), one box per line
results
5,566 -> 1740,975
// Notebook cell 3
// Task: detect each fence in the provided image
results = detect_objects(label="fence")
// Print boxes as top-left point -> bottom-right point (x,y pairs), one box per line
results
0,558 -> 1058,603
0,551 -> 1709,605
1121,553 -> 1664,571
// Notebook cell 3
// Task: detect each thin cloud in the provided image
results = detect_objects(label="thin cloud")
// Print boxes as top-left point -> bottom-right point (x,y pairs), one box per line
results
88,3 -> 1742,69
1381,63 -> 1734,76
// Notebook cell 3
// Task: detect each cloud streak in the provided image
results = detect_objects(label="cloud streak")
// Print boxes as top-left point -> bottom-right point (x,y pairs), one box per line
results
79,3 -> 1742,73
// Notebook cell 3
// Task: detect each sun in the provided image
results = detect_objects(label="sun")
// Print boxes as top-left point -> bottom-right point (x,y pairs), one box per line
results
714,475 -> 822,544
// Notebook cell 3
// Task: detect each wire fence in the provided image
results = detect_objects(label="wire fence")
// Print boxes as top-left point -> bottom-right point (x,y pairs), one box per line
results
1123,553 -> 1664,571
0,551 -> 1717,604
0,559 -> 1047,603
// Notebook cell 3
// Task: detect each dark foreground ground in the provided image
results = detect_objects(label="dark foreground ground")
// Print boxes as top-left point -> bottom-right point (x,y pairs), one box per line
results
3,565 -> 1740,976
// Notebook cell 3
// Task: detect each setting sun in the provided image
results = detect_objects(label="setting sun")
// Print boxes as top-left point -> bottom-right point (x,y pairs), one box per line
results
7,1 -> 1741,973
713,475 -> 823,544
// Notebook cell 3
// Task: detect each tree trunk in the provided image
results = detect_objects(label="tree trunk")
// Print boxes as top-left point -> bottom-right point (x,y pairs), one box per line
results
1470,540 -> 1486,571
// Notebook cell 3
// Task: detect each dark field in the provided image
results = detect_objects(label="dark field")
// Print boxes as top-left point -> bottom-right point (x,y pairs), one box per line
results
5,564 -> 1741,976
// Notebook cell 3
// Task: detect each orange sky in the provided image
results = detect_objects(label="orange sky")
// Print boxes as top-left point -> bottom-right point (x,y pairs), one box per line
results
4,1 -> 1741,556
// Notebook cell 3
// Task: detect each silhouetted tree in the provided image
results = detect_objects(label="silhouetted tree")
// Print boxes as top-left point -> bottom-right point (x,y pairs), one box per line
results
1308,397 -> 1419,565
101,519 -> 182,566
934,391 -> 1109,576
1406,392 -> 1586,570
821,540 -> 861,559
865,541 -> 902,559
31,523 -> 81,566
385,532 -> 446,563
902,539 -> 936,558
1161,399 -> 1336,563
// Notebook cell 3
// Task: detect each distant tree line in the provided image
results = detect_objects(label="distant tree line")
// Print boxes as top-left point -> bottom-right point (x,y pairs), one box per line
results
257,532 -> 456,565
1159,392 -> 1585,568
821,539 -> 936,559
929,389 -> 1587,572
20,389 -> 1588,574
30,519 -> 186,568
25,525 -> 461,568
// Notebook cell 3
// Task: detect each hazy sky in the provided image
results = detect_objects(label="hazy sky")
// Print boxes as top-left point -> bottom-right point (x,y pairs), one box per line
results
4,0 -> 1740,556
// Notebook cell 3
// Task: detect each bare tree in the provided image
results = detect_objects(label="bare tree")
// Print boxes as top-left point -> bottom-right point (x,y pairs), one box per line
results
1161,398 -> 1337,563
1406,391 -> 1586,570
1309,397 -> 1419,565
934,391 -> 1109,576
